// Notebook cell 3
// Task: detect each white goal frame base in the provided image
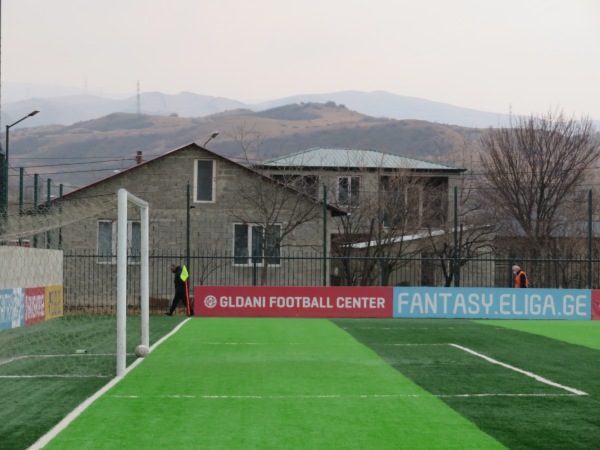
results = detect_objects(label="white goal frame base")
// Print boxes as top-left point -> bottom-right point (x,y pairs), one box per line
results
116,188 -> 149,377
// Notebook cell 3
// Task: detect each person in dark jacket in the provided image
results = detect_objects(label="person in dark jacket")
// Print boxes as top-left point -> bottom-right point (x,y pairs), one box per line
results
512,265 -> 529,288
166,264 -> 188,315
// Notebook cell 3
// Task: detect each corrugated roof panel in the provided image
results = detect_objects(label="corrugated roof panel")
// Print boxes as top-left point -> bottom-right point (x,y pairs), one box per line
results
259,147 -> 463,171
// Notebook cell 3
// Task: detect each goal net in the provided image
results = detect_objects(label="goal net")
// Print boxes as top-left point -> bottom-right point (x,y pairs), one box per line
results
0,188 -> 149,380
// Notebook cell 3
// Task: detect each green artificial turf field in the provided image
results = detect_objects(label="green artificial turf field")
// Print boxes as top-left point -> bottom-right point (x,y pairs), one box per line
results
0,315 -> 188,450
336,319 -> 600,450
478,320 -> 600,350
41,318 -> 504,449
9,318 -> 600,449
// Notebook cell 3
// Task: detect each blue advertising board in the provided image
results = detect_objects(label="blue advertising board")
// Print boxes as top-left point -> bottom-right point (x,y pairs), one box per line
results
0,288 -> 25,330
393,287 -> 591,320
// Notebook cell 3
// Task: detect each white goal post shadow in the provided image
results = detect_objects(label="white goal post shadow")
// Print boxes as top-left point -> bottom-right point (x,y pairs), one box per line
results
117,188 -> 149,377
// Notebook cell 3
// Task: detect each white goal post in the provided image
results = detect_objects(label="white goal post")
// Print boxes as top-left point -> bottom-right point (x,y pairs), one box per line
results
116,188 -> 149,377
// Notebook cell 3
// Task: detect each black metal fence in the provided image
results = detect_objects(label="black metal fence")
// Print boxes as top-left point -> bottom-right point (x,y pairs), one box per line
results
62,250 -> 599,314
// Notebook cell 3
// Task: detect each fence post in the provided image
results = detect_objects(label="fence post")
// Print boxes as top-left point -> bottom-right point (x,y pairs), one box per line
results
33,174 -> 39,248
186,182 -> 192,301
588,189 -> 593,289
59,184 -> 63,250
46,179 -> 52,248
380,252 -> 386,286
186,182 -> 191,274
453,186 -> 459,287
322,185 -> 327,286
19,168 -> 24,216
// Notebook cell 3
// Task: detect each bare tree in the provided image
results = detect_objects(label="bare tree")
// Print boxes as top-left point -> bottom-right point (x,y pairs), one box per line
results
226,125 -> 327,285
421,170 -> 495,287
330,167 -> 429,286
480,109 -> 600,260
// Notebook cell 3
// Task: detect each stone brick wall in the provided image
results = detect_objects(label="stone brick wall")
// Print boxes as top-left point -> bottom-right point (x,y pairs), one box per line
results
56,144 -> 333,288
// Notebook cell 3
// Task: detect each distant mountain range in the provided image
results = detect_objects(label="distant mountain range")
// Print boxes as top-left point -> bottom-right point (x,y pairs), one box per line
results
2,82 -> 515,129
3,83 -> 598,194
6,102 -> 484,191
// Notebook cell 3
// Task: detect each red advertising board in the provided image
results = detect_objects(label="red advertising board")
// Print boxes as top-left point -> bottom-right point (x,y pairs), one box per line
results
194,286 -> 393,318
592,290 -> 600,320
25,287 -> 45,325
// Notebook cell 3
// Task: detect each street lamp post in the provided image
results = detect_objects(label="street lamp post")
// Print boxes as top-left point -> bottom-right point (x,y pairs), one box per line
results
1,110 -> 40,220
203,131 -> 219,147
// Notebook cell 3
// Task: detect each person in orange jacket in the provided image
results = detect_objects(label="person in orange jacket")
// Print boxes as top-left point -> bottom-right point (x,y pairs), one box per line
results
512,265 -> 529,288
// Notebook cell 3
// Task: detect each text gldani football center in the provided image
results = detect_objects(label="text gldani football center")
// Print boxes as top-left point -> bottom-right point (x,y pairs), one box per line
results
195,286 -> 600,320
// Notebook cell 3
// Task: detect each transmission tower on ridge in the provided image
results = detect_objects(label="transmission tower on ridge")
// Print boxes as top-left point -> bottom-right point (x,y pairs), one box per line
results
137,80 -> 141,116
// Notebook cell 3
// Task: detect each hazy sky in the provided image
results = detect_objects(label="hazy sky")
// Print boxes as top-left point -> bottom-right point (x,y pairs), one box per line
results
3,0 -> 600,117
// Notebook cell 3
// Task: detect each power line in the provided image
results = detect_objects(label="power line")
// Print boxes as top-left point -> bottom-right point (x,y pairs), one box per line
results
11,158 -> 136,169
10,156 -> 138,160
9,167 -> 132,176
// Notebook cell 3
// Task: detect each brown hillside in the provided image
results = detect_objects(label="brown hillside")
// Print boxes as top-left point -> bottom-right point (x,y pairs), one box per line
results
9,103 -> 483,190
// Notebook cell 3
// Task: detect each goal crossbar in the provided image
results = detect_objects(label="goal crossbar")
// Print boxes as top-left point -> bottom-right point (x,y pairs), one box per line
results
116,188 -> 149,377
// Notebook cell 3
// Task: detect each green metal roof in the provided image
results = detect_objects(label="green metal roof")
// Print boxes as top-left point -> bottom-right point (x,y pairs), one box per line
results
258,147 -> 464,171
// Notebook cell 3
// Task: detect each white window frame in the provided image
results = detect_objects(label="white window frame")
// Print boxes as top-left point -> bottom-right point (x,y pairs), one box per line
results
233,223 -> 282,267
194,159 -> 216,203
97,219 -> 141,265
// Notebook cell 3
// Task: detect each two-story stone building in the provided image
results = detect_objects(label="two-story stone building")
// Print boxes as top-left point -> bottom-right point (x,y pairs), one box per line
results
254,147 -> 467,286
42,143 -> 347,308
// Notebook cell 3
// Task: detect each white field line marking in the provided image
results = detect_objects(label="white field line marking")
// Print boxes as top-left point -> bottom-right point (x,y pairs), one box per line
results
1,353 -> 119,378
450,343 -> 588,396
341,327 -> 465,330
0,374 -> 111,379
383,343 -> 448,346
1,353 -> 118,367
195,343 -> 448,346
27,318 -> 192,450
108,392 -> 581,400
197,342 -> 327,345
196,342 -> 288,345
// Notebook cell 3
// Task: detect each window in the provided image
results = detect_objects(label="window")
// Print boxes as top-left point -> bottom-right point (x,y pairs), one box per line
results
423,177 -> 448,225
379,176 -> 447,228
97,221 -> 113,264
194,159 -> 216,202
97,220 -> 141,264
271,174 -> 319,197
379,176 -> 416,228
234,223 -> 281,266
337,176 -> 360,207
